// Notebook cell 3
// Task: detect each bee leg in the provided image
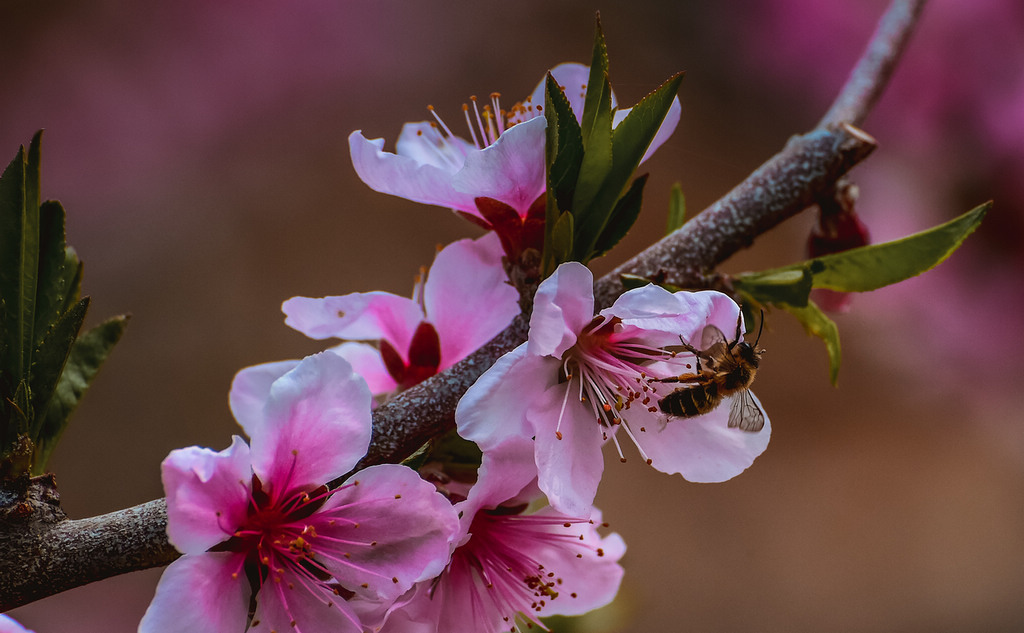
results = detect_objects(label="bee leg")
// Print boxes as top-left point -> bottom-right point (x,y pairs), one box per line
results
658,373 -> 702,385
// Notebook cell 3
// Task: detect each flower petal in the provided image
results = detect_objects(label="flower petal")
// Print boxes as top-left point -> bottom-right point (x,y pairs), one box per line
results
456,436 -> 538,528
522,508 -> 626,616
162,436 -> 252,555
632,393 -> 771,482
528,262 -> 595,358
422,233 -> 520,370
318,464 -> 460,601
248,569 -> 365,633
455,345 -> 551,452
349,130 -> 478,214
451,116 -> 547,214
229,360 -> 301,431
531,386 -> 605,517
395,122 -> 475,171
521,63 -> 607,123
245,352 -> 373,492
283,292 -> 424,354
330,341 -> 397,396
139,553 -> 250,633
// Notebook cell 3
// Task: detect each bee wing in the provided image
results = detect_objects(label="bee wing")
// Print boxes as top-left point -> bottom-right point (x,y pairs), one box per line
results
700,324 -> 727,350
727,390 -> 765,433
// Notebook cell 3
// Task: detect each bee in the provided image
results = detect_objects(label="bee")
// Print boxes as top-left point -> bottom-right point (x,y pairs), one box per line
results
657,311 -> 766,432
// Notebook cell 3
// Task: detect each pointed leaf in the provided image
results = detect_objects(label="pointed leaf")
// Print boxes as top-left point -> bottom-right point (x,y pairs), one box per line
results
579,14 -> 610,146
33,314 -> 129,473
544,211 -> 575,277
768,203 -> 990,293
667,182 -> 686,234
734,267 -> 814,308
543,75 -> 583,276
28,297 -> 89,439
607,72 -> 683,192
778,300 -> 841,385
544,74 -> 584,215
0,143 -> 33,384
591,174 -> 647,260
34,200 -> 82,352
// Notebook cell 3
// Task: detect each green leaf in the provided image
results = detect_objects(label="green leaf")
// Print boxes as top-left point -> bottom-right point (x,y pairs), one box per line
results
591,174 -> 647,259
543,75 -> 584,276
28,297 -> 90,438
0,141 -> 36,384
34,201 -> 82,352
734,267 -> 814,308
667,182 -> 686,234
548,211 -> 575,275
33,314 -> 128,474
778,300 -> 841,385
579,14 -> 611,150
771,202 -> 990,292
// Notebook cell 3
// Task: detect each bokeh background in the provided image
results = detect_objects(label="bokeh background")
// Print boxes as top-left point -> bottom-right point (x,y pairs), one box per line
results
3,0 -> 1023,631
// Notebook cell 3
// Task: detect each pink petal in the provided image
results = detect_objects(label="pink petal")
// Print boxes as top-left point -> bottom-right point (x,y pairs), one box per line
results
455,345 -> 550,451
528,262 -> 595,358
229,360 -> 301,431
139,553 -> 250,633
161,436 -> 252,555
395,121 -> 475,171
248,570 -> 365,633
423,233 -> 520,370
456,436 -> 538,528
246,352 -> 372,492
283,292 -> 423,354
451,116 -> 547,214
318,464 -> 460,601
607,286 -> 734,345
520,508 -> 626,616
330,341 -> 397,395
522,63 -> 609,123
632,393 -> 771,482
349,130 -> 478,214
530,386 -> 605,517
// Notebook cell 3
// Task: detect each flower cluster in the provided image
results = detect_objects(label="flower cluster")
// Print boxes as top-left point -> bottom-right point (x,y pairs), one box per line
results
143,58 -> 769,633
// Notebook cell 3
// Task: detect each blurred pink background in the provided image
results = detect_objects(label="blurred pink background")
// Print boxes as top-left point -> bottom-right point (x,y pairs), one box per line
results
3,0 -> 1023,631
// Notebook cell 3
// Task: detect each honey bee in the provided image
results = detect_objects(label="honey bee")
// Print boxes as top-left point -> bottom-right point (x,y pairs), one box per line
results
657,312 -> 766,432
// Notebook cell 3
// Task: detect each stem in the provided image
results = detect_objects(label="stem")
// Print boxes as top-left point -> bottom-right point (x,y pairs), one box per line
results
0,0 -> 925,611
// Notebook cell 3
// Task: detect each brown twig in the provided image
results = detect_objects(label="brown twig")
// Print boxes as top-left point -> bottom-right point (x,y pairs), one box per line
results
0,0 -> 925,611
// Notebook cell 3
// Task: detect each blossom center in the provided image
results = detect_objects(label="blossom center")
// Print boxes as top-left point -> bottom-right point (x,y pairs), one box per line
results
445,510 -> 599,629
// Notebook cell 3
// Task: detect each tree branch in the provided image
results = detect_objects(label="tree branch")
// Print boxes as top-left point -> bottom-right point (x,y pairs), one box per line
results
0,0 -> 924,612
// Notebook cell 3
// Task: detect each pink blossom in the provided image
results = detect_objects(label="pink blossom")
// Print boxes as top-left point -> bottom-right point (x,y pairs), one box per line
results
282,233 -> 519,396
368,440 -> 625,633
348,63 -> 681,233
457,263 -> 771,516
139,353 -> 459,633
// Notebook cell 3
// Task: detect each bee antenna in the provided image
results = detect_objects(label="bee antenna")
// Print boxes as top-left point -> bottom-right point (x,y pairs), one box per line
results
753,309 -> 765,346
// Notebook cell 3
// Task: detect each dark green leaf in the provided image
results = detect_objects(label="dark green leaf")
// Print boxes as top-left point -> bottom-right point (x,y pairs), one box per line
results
591,174 -> 647,259
33,314 -> 128,473
667,182 -> 686,234
34,201 -> 82,352
734,267 -> 814,308
28,297 -> 89,439
543,75 -> 584,277
770,202 -> 990,292
607,72 -> 683,193
545,211 -> 575,276
579,14 -> 610,148
0,143 -> 34,383
778,300 -> 841,385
